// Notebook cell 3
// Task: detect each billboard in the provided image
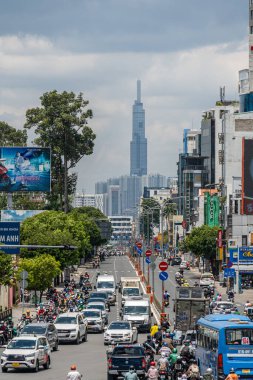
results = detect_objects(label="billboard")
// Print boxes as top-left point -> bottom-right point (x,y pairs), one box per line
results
242,138 -> 253,214
204,192 -> 220,227
0,147 -> 51,192
0,222 -> 20,254
1,210 -> 45,222
229,246 -> 253,263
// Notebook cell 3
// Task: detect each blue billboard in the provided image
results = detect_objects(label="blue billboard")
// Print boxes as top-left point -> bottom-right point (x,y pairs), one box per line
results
0,147 -> 51,192
229,247 -> 253,263
0,222 -> 20,254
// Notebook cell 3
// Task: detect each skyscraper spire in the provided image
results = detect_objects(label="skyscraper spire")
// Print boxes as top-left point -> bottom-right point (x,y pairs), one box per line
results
130,80 -> 147,176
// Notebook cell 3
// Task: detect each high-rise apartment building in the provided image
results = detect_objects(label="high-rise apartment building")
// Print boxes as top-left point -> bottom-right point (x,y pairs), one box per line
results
130,80 -> 147,176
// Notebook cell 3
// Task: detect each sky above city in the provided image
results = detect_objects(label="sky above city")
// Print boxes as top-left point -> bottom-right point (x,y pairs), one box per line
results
0,0 -> 249,192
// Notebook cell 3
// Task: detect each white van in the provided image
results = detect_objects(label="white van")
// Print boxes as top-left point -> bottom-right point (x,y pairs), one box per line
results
121,297 -> 152,332
96,274 -> 116,305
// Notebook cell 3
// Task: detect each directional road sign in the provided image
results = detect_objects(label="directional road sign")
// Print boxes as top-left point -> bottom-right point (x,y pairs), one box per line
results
159,261 -> 168,271
159,271 -> 169,281
224,268 -> 236,278
146,258 -> 151,265
137,248 -> 142,255
136,242 -> 142,249
20,270 -> 28,280
150,263 -> 156,270
145,249 -> 152,257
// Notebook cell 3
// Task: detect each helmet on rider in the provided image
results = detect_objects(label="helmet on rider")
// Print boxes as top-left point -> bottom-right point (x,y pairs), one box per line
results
206,368 -> 213,374
150,362 -> 156,367
161,352 -> 166,358
166,329 -> 170,333
230,368 -> 235,373
172,348 -> 177,353
162,342 -> 168,347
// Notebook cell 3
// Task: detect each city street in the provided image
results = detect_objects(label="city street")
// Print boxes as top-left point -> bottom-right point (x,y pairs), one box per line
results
0,255 -> 148,380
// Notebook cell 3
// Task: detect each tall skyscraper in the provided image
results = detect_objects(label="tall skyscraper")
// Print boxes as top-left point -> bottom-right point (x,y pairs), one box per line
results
130,80 -> 147,176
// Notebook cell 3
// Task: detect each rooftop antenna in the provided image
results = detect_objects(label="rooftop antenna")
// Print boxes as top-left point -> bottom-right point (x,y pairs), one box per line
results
220,86 -> 225,102
137,80 -> 141,102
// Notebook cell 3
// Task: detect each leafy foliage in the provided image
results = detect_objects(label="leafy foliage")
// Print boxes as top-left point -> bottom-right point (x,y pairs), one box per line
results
184,225 -> 219,260
0,251 -> 15,286
0,122 -> 27,146
24,90 -> 96,211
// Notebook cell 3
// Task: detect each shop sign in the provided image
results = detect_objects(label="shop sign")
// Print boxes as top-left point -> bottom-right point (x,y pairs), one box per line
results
204,193 -> 220,227
229,246 -> 253,263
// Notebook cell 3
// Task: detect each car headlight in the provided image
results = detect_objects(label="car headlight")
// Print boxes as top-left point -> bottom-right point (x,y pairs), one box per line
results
25,354 -> 35,360
70,329 -> 77,333
105,333 -> 110,337
1,353 -> 7,358
124,333 -> 131,337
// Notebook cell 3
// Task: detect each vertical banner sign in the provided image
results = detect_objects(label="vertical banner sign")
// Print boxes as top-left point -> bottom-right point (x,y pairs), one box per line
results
242,138 -> 253,214
217,229 -> 223,249
204,192 -> 220,227
0,222 -> 20,254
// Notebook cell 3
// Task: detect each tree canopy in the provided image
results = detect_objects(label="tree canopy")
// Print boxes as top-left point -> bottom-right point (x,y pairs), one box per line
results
0,251 -> 15,286
184,225 -> 219,260
0,122 -> 27,146
24,90 -> 96,212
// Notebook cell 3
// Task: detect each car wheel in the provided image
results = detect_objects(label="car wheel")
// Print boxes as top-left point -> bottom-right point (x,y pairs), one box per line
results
33,360 -> 39,372
1,367 -> 8,373
53,340 -> 59,351
75,333 -> 80,345
43,356 -> 50,370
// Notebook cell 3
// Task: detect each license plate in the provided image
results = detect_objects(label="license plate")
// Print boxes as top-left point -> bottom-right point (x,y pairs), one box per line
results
242,369 -> 250,374
175,364 -> 181,370
160,376 -> 166,380
12,362 -> 20,368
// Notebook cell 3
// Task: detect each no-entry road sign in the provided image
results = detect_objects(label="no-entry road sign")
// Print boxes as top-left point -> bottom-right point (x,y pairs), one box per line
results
145,249 -> 152,257
136,242 -> 142,249
159,271 -> 169,281
159,261 -> 168,271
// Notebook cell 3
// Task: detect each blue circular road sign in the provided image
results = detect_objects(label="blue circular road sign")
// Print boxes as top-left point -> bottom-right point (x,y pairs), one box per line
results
159,271 -> 169,281
146,257 -> 151,264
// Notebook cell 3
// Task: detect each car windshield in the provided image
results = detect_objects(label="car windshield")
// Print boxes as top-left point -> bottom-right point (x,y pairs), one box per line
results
226,329 -> 253,345
109,322 -> 130,330
90,293 -> 107,299
124,306 -> 148,314
113,347 -> 144,356
55,317 -> 76,324
22,325 -> 47,335
7,339 -> 36,349
123,288 -> 140,296
97,281 -> 114,289
87,304 -> 105,311
88,298 -> 105,304
83,311 -> 100,318
201,274 -> 214,279
218,303 -> 233,309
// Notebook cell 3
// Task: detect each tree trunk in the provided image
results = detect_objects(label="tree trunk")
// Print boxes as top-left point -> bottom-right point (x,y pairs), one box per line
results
39,290 -> 43,303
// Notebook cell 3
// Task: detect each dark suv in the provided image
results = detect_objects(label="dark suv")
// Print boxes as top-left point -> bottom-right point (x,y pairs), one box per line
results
171,257 -> 182,266
20,322 -> 59,351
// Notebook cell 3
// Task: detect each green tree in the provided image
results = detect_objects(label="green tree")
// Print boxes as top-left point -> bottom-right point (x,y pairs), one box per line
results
185,225 -> 219,261
141,198 -> 160,240
19,254 -> 61,302
21,211 -> 92,269
24,90 -> 96,212
0,251 -> 15,286
0,122 -> 27,146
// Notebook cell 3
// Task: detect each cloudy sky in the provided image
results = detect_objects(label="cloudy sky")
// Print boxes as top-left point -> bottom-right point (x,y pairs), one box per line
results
0,0 -> 249,192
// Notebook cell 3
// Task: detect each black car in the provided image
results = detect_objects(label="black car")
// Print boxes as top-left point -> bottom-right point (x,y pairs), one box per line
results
89,292 -> 111,311
20,322 -> 59,351
171,257 -> 182,266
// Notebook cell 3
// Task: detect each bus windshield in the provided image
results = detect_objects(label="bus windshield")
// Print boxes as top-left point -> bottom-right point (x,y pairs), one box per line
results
226,328 -> 253,345
97,281 -> 114,289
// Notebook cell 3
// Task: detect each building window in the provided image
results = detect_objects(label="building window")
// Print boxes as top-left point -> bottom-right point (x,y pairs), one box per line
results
251,26 -> 253,35
242,235 -> 248,246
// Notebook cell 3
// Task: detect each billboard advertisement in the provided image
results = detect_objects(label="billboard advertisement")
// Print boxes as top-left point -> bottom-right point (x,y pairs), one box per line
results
204,192 -> 220,227
0,147 -> 51,192
242,138 -> 253,214
0,222 -> 20,254
229,246 -> 253,263
1,210 -> 45,222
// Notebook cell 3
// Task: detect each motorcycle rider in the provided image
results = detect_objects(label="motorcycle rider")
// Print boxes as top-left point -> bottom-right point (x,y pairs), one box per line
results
158,342 -> 171,357
163,290 -> 170,304
203,368 -> 215,380
157,352 -> 169,372
150,322 -> 159,337
146,361 -> 159,380
225,368 -> 238,380
168,348 -> 179,368
186,359 -> 200,379
66,364 -> 82,380
124,365 -> 139,380
180,341 -> 194,359
143,335 -> 156,358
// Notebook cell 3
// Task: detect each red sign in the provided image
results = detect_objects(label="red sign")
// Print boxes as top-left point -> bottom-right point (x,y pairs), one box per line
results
145,249 -> 152,257
182,220 -> 187,229
136,242 -> 142,249
217,230 -> 223,248
159,261 -> 168,271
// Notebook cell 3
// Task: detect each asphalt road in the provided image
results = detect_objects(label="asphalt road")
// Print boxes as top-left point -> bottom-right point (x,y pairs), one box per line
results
0,255 -> 148,380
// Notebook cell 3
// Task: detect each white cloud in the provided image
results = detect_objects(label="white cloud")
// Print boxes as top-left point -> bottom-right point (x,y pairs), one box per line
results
0,34 -> 249,191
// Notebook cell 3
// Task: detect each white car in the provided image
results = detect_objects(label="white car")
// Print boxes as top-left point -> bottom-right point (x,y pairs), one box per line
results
54,312 -> 88,344
83,309 -> 104,333
1,335 -> 51,373
199,272 -> 215,287
104,321 -> 138,345
180,261 -> 189,270
86,302 -> 109,324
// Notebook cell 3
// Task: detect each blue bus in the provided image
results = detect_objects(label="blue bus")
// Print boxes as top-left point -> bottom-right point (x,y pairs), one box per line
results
196,314 -> 253,379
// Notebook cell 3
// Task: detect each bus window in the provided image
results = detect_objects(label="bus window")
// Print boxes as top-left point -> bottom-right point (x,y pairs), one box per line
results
226,329 -> 253,345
